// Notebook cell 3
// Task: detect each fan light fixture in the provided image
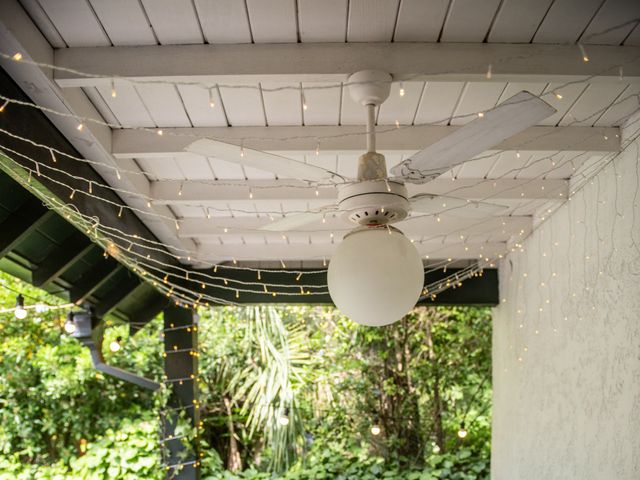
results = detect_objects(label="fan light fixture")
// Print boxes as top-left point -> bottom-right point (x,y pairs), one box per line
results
328,226 -> 423,327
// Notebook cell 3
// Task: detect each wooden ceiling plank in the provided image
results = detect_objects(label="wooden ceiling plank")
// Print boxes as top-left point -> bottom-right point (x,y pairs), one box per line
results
440,0 -> 502,43
69,260 -> 122,304
0,200 -> 52,259
88,0 -> 157,46
194,0 -> 253,43
347,0 -> 400,42
532,0 -> 603,44
32,239 -> 95,287
579,0 -> 640,45
139,0 -> 204,44
487,0 -> 554,43
298,0 -> 348,42
393,0 -> 450,42
245,0 -> 298,43
37,0 -> 110,46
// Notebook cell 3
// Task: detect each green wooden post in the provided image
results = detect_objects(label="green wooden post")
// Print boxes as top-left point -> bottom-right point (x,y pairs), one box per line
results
163,306 -> 200,479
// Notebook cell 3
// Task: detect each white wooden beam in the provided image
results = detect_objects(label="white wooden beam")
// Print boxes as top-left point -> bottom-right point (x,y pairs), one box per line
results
150,178 -> 569,202
195,241 -> 509,262
112,125 -> 620,158
53,43 -> 640,87
175,215 -> 532,239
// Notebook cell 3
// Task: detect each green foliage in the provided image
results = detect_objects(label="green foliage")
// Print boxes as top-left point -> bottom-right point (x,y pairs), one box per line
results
0,272 -> 492,478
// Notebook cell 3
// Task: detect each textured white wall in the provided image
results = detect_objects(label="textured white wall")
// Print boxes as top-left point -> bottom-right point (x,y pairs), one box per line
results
491,112 -> 640,479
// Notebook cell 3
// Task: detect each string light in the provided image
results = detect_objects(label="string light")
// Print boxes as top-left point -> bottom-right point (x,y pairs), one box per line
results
457,422 -> 467,438
64,318 -> 76,334
398,81 -> 405,97
554,92 -> 563,100
76,123 -> 84,131
12,52 -> 22,61
110,80 -> 117,98
486,64 -> 492,80
477,112 -> 485,118
109,336 -> 122,352
370,422 -> 381,436
578,44 -> 589,63
208,88 -> 215,108
0,99 -> 8,112
14,295 -> 27,319
157,129 -> 163,136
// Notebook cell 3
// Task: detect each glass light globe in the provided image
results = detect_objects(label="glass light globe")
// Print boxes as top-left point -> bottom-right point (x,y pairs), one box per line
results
14,306 -> 27,320
64,320 -> 76,334
109,339 -> 121,352
278,415 -> 290,426
370,425 -> 381,436
328,227 -> 423,326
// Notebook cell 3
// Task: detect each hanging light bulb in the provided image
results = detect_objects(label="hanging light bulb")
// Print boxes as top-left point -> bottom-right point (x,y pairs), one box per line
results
111,79 -> 117,98
109,336 -> 122,352
209,88 -> 216,108
457,421 -> 468,439
399,81 -> 405,97
278,408 -> 290,426
370,420 -> 381,436
14,294 -> 27,319
64,317 -> 76,334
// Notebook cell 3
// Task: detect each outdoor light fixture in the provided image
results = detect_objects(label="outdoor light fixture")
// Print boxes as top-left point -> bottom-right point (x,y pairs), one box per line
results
328,227 -> 423,327
14,294 -> 27,319
370,424 -> 381,436
278,408 -> 290,426
457,421 -> 468,439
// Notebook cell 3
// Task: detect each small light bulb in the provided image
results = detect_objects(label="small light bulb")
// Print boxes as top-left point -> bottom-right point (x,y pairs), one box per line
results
457,422 -> 468,439
555,92 -> 563,100
111,80 -> 117,98
157,129 -> 163,136
12,52 -> 22,61
209,88 -> 215,108
109,337 -> 122,352
478,112 -> 484,118
399,82 -> 405,97
370,425 -> 381,436
0,99 -> 9,112
77,123 -> 84,131
578,44 -> 589,63
64,320 -> 76,334
15,306 -> 27,320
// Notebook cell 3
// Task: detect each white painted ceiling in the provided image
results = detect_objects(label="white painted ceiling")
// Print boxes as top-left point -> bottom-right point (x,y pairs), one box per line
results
8,0 -> 640,265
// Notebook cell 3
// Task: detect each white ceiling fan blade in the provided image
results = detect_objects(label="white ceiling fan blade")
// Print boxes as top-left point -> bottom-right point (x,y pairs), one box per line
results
410,195 -> 508,217
186,138 -> 344,183
261,207 -> 338,232
391,91 -> 556,183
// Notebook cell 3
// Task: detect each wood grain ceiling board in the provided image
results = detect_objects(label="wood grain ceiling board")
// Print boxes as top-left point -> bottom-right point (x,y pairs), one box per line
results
594,83 -> 640,126
532,0 -> 603,44
393,0 -> 450,42
297,0 -> 348,42
89,0 -> 156,45
81,87 -> 120,126
176,84 -> 228,127
194,0 -> 253,43
95,83 -> 155,127
36,0 -> 110,46
174,154 -> 215,180
261,82 -> 303,126
624,23 -> 640,45
347,0 -> 400,42
138,157 -> 184,180
140,0 -> 203,44
18,0 -> 67,47
579,0 -> 640,45
245,0 -> 298,42
538,83 -> 589,126
414,82 -> 466,126
497,83 -> 548,105
440,0 -> 502,42
301,83 -> 342,126
218,84 -> 266,126
207,157 -> 246,180
135,84 -> 192,127
558,82 -> 628,126
450,82 -> 507,125
377,81 -> 424,125
487,0 -> 554,43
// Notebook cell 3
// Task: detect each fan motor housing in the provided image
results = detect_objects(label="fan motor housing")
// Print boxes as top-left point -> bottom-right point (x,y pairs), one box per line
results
337,180 -> 409,226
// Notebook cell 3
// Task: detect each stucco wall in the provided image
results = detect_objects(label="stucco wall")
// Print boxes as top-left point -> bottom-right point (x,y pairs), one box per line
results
491,113 -> 640,479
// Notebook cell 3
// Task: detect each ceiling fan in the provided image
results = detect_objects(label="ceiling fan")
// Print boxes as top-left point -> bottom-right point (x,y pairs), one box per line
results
187,70 -> 556,233
186,70 -> 556,327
